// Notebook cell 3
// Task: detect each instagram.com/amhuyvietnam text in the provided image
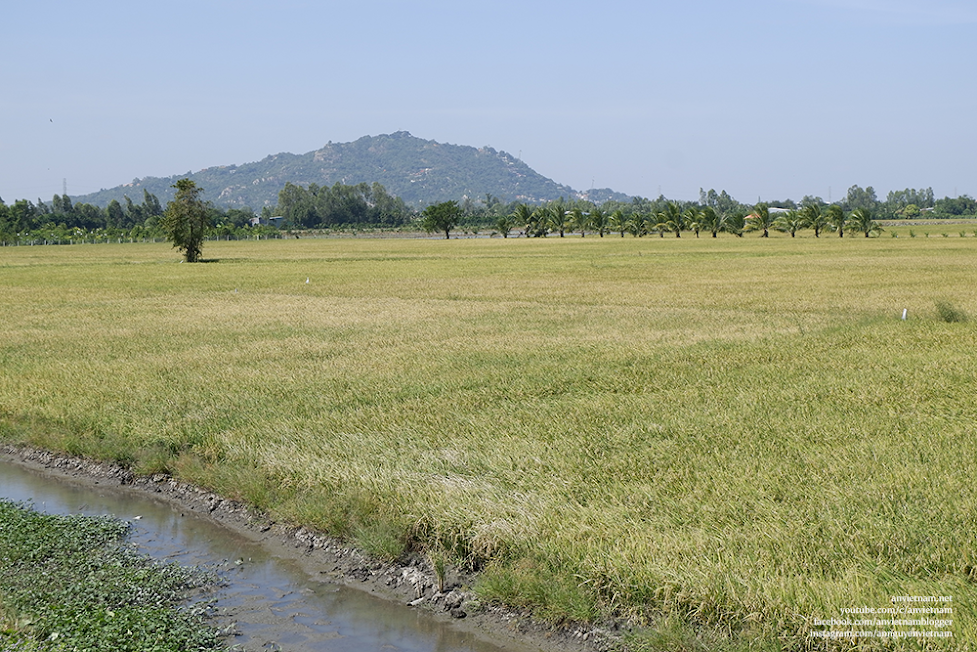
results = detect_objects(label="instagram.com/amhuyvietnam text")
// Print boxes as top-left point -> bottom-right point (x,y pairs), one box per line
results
810,595 -> 954,641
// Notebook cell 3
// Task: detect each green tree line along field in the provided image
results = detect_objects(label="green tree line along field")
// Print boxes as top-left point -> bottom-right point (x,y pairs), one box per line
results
3,181 -> 977,247
1,230 -> 975,650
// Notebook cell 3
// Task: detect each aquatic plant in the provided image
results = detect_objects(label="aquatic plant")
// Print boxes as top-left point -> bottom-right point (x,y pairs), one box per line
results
0,499 -> 225,652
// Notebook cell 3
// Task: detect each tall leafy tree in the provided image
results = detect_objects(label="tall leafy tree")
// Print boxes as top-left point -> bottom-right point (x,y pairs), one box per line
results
934,195 -> 977,217
0,201 -> 10,239
322,182 -> 370,225
124,195 -> 144,227
900,204 -> 921,219
9,200 -> 37,233
105,199 -> 125,229
369,182 -> 410,226
421,200 -> 462,239
161,179 -> 211,262
843,185 -> 879,212
277,182 -> 316,228
142,189 -> 163,217
51,193 -> 73,216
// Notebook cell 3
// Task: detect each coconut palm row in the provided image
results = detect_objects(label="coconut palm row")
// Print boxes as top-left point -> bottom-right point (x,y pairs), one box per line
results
495,201 -> 883,238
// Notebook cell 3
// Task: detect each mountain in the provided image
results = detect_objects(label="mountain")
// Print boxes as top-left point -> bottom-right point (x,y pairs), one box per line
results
71,132 -> 630,210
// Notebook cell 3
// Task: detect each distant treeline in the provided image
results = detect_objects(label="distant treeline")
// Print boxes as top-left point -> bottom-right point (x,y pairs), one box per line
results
0,181 -> 414,244
0,188 -> 265,244
1,182 -> 974,244
485,186 -> 976,239
753,185 -> 977,219
273,181 -> 412,228
530,185 -> 975,225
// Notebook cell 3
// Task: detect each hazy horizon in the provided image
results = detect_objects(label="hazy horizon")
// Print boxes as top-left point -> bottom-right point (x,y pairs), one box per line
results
3,0 -> 975,205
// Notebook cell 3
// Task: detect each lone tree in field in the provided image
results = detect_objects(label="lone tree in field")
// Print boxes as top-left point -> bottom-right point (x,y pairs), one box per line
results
161,179 -> 211,262
422,200 -> 462,239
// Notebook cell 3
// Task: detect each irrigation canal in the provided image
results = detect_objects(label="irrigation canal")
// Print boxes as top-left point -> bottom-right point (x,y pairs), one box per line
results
0,459 -> 532,652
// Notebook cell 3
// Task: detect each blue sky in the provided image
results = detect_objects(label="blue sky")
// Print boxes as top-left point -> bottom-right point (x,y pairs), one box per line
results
2,0 -> 974,205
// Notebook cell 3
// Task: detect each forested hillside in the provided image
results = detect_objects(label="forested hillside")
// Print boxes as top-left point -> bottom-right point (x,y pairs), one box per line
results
71,132 -> 627,210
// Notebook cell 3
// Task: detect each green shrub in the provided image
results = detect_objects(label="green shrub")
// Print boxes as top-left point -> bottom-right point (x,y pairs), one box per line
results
935,299 -> 969,323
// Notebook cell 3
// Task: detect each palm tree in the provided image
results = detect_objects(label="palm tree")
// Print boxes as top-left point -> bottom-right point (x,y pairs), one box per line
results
608,209 -> 627,237
774,209 -> 804,237
658,202 -> 685,237
684,207 -> 702,237
849,207 -> 883,237
800,203 -> 828,238
527,206 -> 549,237
495,213 -> 516,238
699,206 -> 719,237
626,212 -> 647,237
510,204 -> 534,237
546,201 -> 569,237
826,205 -> 847,238
728,211 -> 746,237
699,207 -> 735,238
746,203 -> 774,237
650,211 -> 669,238
570,207 -> 588,237
589,206 -> 608,237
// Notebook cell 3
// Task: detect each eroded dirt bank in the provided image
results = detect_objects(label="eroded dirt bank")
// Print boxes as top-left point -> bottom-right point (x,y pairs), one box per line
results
0,444 -> 623,652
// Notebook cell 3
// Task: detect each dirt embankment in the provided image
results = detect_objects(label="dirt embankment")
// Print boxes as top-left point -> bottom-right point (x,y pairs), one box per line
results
0,444 -> 623,652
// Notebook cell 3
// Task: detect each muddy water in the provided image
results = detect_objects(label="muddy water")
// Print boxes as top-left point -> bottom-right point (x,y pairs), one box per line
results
0,461 -> 528,652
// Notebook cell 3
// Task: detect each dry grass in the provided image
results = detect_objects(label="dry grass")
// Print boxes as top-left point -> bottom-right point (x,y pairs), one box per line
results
1,236 -> 975,650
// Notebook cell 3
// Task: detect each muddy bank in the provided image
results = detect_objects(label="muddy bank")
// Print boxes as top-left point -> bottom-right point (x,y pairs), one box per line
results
0,444 -> 622,652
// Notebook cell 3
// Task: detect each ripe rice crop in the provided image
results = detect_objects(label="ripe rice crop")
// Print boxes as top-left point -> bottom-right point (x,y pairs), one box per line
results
1,236 -> 974,650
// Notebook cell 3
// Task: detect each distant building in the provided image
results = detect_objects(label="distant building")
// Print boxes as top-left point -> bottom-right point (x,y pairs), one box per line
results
249,216 -> 285,227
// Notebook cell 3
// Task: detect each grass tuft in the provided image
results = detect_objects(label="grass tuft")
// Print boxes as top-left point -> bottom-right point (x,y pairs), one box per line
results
935,299 -> 969,323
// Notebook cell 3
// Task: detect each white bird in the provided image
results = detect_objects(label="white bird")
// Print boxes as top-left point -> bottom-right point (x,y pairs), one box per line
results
306,277 -> 310,284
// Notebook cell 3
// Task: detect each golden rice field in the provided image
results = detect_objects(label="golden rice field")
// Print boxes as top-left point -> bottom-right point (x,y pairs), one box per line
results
1,232 -> 975,651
